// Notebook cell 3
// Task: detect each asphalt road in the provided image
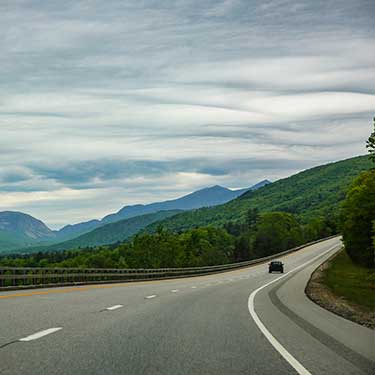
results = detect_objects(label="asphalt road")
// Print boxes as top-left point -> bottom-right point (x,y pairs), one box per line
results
0,237 -> 373,374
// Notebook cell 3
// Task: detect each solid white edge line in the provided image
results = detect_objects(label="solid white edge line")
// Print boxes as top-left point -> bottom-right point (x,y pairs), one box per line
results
106,304 -> 123,311
248,242 -> 340,375
145,295 -> 157,299
19,327 -> 63,342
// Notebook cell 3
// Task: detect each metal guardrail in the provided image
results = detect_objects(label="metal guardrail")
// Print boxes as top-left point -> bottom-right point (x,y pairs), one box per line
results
0,235 -> 340,291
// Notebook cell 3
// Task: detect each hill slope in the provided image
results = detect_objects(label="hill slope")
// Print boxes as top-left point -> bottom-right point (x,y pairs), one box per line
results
143,156 -> 372,233
0,211 -> 55,251
101,181 -> 270,224
47,181 -> 270,241
56,219 -> 101,242
13,210 -> 183,253
0,230 -> 30,252
0,181 -> 270,253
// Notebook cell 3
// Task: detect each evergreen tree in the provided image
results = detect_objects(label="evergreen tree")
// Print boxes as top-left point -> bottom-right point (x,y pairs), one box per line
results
246,208 -> 260,230
366,117 -> 375,164
253,212 -> 303,257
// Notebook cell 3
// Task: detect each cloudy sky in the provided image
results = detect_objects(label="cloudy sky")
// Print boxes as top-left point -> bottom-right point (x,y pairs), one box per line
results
1,0 -> 374,228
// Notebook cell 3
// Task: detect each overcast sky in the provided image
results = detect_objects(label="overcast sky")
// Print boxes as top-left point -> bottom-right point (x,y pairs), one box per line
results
1,0 -> 374,229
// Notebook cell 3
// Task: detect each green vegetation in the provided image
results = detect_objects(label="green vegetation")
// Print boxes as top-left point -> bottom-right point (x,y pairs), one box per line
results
322,251 -> 375,310
341,126 -> 375,268
143,155 -> 372,234
314,125 -> 375,325
0,211 -> 58,252
6,155 -> 369,257
341,170 -> 375,268
253,212 -> 303,257
1,155 -> 370,270
0,211 -> 334,269
0,231 -> 29,252
0,227 -> 235,268
366,117 -> 375,163
12,210 -> 182,254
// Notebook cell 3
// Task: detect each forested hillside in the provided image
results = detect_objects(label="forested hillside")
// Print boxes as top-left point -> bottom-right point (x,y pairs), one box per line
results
0,181 -> 270,254
143,155 -> 372,233
341,124 -> 375,268
13,210 -> 182,254
1,155 -> 371,269
0,231 -> 30,252
0,211 -> 333,269
0,212 -> 56,251
101,183 -> 269,224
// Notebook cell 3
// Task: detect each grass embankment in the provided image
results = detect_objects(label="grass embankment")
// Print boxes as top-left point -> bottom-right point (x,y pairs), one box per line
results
322,250 -> 374,311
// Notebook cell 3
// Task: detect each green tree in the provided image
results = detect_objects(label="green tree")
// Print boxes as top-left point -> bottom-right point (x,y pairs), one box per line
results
302,216 -> 338,242
341,170 -> 375,268
253,212 -> 303,257
246,208 -> 260,230
88,250 -> 117,268
181,227 -> 234,266
234,234 -> 252,261
366,117 -> 375,163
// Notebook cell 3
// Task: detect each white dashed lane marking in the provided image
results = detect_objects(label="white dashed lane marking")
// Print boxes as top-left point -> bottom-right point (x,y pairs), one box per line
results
106,305 -> 123,311
19,328 -> 62,342
145,295 -> 157,299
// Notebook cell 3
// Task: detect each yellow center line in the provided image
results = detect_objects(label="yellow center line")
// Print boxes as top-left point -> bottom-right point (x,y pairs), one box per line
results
0,268 -> 250,299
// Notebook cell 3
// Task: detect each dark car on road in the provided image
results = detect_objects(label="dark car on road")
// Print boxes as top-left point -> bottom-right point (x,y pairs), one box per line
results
269,261 -> 284,273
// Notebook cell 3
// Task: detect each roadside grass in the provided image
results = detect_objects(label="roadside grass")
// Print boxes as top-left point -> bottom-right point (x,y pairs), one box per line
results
322,250 -> 375,311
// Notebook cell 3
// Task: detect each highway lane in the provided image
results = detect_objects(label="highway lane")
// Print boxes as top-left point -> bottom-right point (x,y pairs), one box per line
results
0,237 -> 373,374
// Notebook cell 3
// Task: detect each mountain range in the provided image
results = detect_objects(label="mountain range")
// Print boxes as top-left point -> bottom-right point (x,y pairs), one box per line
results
0,180 -> 270,253
0,211 -> 55,250
26,210 -> 184,253
100,180 -> 270,224
142,155 -> 372,234
1,156 -> 372,256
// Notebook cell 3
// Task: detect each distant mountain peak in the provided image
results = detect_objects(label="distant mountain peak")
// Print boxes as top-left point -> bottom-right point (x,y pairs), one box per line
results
101,180 -> 270,224
205,185 -> 229,191
0,211 -> 55,246
250,179 -> 271,188
0,179 -> 271,253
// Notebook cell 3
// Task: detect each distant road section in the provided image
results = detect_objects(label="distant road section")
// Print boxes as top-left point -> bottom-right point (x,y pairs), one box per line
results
0,237 -> 373,374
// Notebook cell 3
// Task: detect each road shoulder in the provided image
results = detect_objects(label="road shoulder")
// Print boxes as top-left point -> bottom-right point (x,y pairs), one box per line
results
306,250 -> 375,330
251,240 -> 374,374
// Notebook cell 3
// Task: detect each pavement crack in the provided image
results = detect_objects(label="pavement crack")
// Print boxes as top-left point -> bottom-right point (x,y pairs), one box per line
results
0,340 -> 19,349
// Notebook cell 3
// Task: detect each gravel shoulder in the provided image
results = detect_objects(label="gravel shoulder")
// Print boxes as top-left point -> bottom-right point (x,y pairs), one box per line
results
306,249 -> 375,330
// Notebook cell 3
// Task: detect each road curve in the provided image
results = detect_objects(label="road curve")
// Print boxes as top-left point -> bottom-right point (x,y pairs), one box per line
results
0,237 -> 373,374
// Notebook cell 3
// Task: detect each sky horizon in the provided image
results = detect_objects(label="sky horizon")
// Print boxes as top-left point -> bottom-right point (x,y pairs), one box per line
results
1,0 -> 374,229
2,153 -> 368,230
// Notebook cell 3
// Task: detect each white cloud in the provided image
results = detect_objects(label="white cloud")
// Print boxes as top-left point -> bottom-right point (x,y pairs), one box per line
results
0,0 -> 374,227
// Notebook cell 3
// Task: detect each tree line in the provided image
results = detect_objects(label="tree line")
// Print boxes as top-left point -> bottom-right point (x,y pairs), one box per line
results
1,121 -> 373,271
0,211 -> 337,269
341,119 -> 375,268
